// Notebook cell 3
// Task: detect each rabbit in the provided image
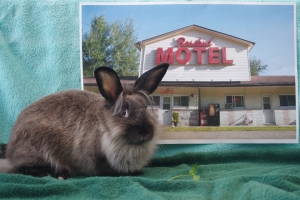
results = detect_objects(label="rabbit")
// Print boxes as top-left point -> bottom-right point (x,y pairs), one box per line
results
0,63 -> 169,179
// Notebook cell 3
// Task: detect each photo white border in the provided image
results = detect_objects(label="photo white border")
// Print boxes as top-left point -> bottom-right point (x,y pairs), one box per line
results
79,2 -> 298,144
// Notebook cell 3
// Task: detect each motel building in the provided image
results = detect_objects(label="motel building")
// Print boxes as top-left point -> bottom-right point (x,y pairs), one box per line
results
84,25 -> 296,127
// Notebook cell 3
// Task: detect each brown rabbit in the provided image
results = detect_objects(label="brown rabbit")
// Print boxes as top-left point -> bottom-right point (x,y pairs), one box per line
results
0,63 -> 169,179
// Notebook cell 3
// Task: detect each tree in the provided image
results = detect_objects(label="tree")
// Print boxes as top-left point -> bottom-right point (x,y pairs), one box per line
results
82,16 -> 110,76
249,57 -> 268,76
82,15 -> 139,76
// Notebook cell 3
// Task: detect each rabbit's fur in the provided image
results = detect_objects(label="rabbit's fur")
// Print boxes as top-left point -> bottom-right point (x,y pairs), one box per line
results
0,63 -> 169,179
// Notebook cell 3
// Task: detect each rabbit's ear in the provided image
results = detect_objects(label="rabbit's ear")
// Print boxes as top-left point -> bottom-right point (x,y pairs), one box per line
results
94,67 -> 123,101
134,63 -> 169,94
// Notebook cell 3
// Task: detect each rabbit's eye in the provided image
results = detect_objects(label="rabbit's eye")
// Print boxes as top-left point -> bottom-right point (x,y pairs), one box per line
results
121,108 -> 128,118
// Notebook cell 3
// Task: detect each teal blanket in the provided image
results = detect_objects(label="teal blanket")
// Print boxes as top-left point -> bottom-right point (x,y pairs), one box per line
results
1,0 -> 300,199
1,148 -> 300,199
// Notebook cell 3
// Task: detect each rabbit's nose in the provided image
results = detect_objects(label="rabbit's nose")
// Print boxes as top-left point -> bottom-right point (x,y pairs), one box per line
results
138,124 -> 154,136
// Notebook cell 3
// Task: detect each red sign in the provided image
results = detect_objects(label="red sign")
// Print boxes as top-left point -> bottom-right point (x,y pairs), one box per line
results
156,47 -> 233,65
160,89 -> 174,94
156,36 -> 234,65
176,37 -> 213,47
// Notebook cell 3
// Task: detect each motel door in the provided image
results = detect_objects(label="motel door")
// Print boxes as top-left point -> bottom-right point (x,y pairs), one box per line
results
162,96 -> 172,125
262,96 -> 274,124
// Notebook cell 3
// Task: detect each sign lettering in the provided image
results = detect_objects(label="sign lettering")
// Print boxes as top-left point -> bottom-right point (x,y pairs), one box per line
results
176,47 -> 191,64
176,37 -> 213,47
156,47 -> 234,65
208,47 -> 220,64
192,47 -> 206,64
156,48 -> 173,64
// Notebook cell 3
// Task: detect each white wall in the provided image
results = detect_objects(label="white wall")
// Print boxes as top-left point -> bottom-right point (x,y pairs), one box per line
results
140,31 -> 251,81
199,86 -> 295,110
221,110 -> 264,126
274,109 -> 296,125
152,87 -> 199,109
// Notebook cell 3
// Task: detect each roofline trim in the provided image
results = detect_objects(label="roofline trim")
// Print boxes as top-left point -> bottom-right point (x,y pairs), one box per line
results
134,25 -> 255,51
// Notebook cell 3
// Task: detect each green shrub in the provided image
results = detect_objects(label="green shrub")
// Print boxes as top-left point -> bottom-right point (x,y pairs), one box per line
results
172,112 -> 180,124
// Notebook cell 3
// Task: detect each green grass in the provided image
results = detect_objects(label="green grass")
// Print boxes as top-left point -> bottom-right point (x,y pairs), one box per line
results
164,126 -> 296,132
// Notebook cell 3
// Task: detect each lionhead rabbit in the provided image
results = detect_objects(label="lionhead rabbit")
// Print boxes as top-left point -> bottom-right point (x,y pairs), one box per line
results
0,63 -> 169,179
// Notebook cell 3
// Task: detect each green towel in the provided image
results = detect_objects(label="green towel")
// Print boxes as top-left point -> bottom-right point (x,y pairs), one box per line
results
0,0 -> 81,142
1,148 -> 300,199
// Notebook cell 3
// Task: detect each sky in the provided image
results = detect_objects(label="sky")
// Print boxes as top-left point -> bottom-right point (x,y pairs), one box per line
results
81,3 -> 296,76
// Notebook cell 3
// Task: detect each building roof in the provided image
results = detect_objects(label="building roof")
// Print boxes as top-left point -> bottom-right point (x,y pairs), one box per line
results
84,76 -> 138,87
134,24 -> 255,51
84,76 -> 295,88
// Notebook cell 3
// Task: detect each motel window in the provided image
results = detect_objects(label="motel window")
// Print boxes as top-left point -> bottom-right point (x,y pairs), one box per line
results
148,96 -> 160,107
152,96 -> 160,106
279,95 -> 295,107
163,97 -> 171,109
226,95 -> 244,108
173,96 -> 189,107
